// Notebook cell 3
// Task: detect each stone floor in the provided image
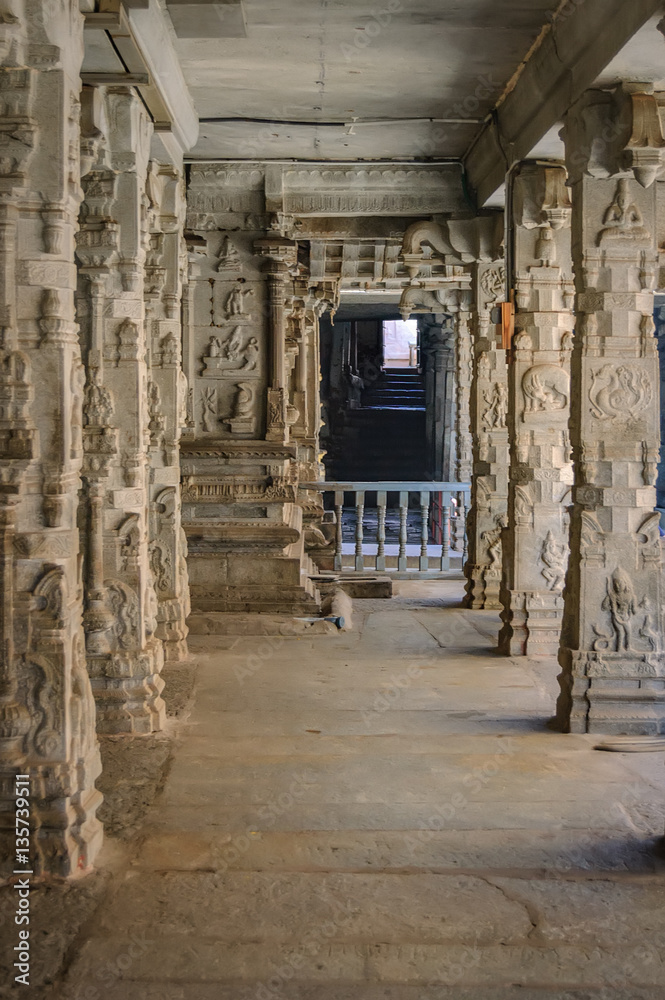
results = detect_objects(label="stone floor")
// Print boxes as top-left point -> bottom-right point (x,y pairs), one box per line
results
4,581 -> 665,998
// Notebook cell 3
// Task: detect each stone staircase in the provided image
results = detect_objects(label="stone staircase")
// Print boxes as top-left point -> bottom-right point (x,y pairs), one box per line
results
328,368 -> 426,481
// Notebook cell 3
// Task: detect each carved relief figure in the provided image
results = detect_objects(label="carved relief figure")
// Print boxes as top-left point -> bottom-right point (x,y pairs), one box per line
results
592,568 -> 637,652
224,325 -> 244,361
589,364 -> 652,422
522,364 -> 569,414
240,337 -> 259,371
477,351 -> 490,380
540,530 -> 567,591
217,235 -> 241,271
481,514 -> 507,580
226,285 -> 254,318
482,382 -> 508,430
83,366 -> 114,426
479,265 -> 505,302
598,178 -> 650,245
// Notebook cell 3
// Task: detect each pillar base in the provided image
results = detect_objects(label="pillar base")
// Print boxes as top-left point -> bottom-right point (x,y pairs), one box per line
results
0,761 -> 104,879
463,564 -> 501,609
499,590 -> 564,656
88,638 -> 166,734
557,649 -> 665,735
156,599 -> 190,662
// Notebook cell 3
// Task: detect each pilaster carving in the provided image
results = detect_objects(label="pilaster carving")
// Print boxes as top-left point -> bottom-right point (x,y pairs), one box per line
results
463,258 -> 509,609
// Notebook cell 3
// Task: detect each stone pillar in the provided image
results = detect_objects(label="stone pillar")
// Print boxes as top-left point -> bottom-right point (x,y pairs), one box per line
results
76,87 -> 165,733
180,169 -> 321,618
0,0 -> 102,875
499,164 -> 575,655
464,262 -> 508,609
557,88 -> 665,733
421,314 -> 456,482
655,303 -> 665,511
454,308 -> 473,484
144,163 -> 190,662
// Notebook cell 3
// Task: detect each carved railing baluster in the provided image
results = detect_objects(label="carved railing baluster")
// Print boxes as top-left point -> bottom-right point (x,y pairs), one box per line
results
355,490 -> 365,572
334,489 -> 344,572
441,494 -> 451,570
419,490 -> 430,571
376,490 -> 387,572
458,490 -> 467,563
398,490 -> 408,571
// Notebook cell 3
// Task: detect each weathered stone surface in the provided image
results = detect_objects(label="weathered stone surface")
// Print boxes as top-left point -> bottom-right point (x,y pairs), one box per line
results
558,90 -> 665,734
0,0 -> 103,877
499,163 -> 574,656
465,259 -> 508,609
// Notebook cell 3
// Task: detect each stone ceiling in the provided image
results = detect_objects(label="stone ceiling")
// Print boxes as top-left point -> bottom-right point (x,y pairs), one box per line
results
172,0 -> 562,161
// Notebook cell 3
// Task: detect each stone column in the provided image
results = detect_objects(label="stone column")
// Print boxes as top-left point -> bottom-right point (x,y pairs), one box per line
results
144,163 -> 190,662
454,308 -> 474,485
464,262 -> 509,609
421,314 -> 456,482
557,87 -> 665,733
180,169 -> 321,618
499,164 -> 575,655
654,303 -> 665,511
0,0 -> 102,876
76,87 -> 165,733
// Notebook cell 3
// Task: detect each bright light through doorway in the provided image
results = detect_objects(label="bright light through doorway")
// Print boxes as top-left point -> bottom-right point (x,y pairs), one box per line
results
382,319 -> 418,367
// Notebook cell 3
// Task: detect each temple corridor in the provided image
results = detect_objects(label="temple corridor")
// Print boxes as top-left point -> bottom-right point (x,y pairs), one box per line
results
8,582 -> 665,998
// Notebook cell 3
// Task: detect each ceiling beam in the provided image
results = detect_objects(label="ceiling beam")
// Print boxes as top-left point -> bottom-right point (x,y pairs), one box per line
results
464,0 -> 664,207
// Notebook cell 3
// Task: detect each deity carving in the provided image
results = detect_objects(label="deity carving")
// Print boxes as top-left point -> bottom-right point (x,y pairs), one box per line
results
477,351 -> 491,380
522,364 -> 569,415
588,364 -> 652,422
83,367 -> 114,426
482,382 -> 508,430
598,178 -> 650,246
481,514 -> 507,580
590,568 -> 659,654
217,236 -> 241,272
539,530 -> 567,591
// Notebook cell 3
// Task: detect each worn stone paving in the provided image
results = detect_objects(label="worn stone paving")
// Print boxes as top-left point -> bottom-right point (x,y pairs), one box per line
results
4,582 -> 665,998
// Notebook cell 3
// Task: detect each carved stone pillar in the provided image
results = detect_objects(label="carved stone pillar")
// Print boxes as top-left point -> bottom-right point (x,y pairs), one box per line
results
655,304 -> 665,511
421,315 -> 456,482
557,88 -> 665,733
0,0 -> 102,876
454,309 -> 474,485
76,87 -> 165,733
499,164 -> 575,655
464,262 -> 508,609
144,163 -> 190,662
180,170 -> 321,618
